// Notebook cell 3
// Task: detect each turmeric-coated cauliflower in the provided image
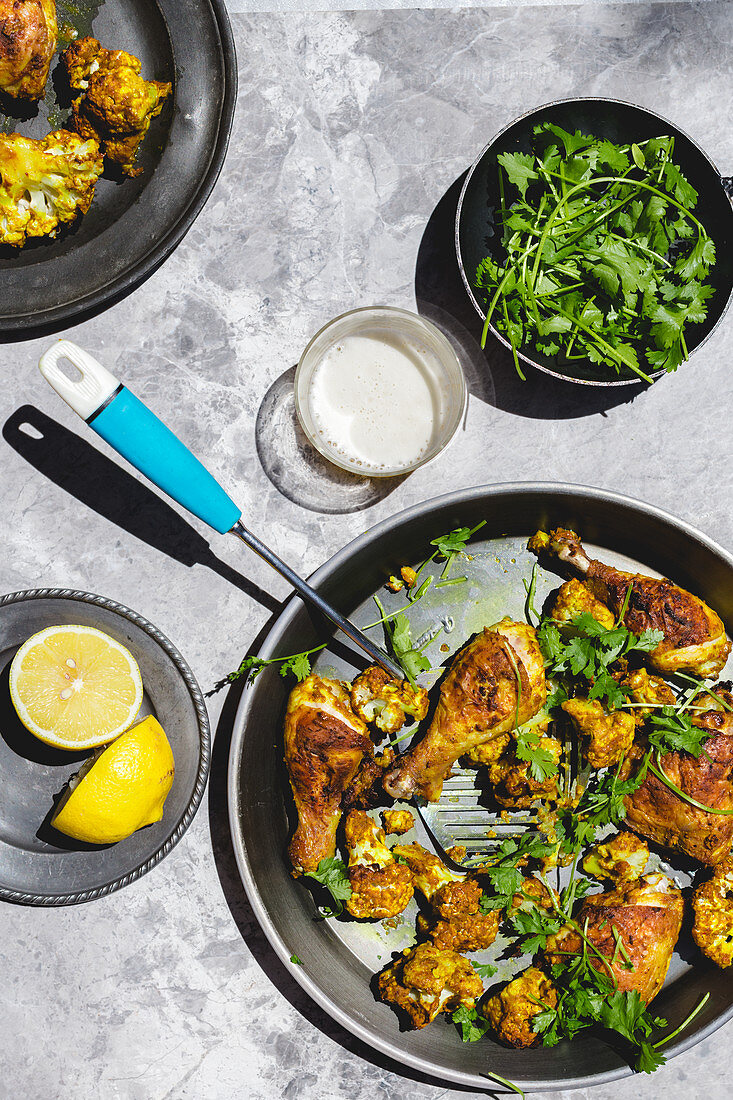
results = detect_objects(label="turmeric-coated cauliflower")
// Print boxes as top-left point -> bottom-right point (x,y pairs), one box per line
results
377,942 -> 483,1029
350,665 -> 428,735
562,697 -> 635,770
343,810 -> 413,920
583,831 -> 649,884
486,716 -> 562,807
381,808 -> 414,835
692,856 -> 733,968
550,578 -> 615,630
482,967 -> 558,1048
62,37 -> 171,176
0,130 -> 103,246
394,841 -> 499,951
622,667 -> 676,722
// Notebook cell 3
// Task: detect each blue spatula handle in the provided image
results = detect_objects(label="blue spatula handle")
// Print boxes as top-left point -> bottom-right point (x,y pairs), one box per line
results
38,341 -> 242,535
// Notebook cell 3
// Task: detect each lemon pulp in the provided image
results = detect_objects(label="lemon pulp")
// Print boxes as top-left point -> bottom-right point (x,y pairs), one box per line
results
9,624 -> 143,750
51,715 -> 175,844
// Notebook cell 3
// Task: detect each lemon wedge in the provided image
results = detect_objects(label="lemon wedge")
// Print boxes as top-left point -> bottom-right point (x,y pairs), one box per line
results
9,624 -> 143,750
51,716 -> 175,844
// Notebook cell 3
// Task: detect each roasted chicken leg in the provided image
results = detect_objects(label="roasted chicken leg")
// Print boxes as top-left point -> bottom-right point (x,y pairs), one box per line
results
544,873 -> 683,1004
531,528 -> 731,678
383,618 -> 546,802
284,674 -> 372,874
625,692 -> 733,865
0,0 -> 57,100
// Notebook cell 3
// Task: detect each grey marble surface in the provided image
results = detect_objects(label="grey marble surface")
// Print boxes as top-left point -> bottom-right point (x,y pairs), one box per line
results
1,2 -> 733,1097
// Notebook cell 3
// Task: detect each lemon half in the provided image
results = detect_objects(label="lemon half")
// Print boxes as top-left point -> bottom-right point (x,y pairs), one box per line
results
51,716 -> 175,844
9,624 -> 143,750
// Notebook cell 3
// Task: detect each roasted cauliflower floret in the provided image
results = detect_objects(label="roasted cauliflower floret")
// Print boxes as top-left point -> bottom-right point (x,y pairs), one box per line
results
692,857 -> 733,968
583,831 -> 649,884
62,37 -> 171,176
350,665 -> 428,735
0,130 -> 103,246
487,718 -> 562,807
622,667 -> 676,722
510,875 -> 558,914
550,578 -> 615,630
377,943 -> 483,1029
482,967 -> 558,1049
394,842 -> 498,951
343,810 -> 413,920
562,697 -> 635,770
381,808 -> 414,835
466,730 -> 511,766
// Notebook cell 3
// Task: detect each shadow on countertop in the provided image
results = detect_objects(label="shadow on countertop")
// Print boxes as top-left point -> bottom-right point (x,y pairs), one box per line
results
2,406 -> 281,616
414,173 -> 641,421
207,667 -> 499,1097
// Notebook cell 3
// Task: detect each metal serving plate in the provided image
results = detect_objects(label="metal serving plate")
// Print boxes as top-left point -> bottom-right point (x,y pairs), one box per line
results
0,589 -> 210,905
0,0 -> 236,335
227,484 -> 733,1091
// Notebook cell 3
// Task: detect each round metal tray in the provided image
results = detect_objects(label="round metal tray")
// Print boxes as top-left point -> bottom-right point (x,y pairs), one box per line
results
0,588 -> 210,905
228,484 -> 733,1091
0,0 -> 236,336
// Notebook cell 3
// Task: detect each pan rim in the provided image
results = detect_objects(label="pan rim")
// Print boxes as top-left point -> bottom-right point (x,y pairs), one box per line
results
455,95 -> 733,388
227,481 -> 733,1090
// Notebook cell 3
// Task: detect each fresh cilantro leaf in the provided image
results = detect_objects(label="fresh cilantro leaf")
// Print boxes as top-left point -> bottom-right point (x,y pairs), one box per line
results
386,612 -> 432,684
497,151 -> 539,200
453,1003 -> 491,1042
281,652 -> 313,681
648,707 -> 708,757
228,644 -> 326,686
515,722 -> 557,782
508,905 -> 563,953
304,857 -> 352,916
471,960 -> 498,980
636,1041 -> 667,1074
290,954 -> 302,964
429,521 -> 486,557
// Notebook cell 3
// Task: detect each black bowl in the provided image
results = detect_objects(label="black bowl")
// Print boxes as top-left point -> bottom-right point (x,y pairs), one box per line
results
456,97 -> 733,386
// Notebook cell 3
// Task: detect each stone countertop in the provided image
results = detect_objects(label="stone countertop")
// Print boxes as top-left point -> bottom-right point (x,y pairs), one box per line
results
1,3 -> 732,1097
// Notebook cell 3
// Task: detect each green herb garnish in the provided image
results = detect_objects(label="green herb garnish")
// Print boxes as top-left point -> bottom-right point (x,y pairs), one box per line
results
475,127 -> 716,381
303,857 -> 352,917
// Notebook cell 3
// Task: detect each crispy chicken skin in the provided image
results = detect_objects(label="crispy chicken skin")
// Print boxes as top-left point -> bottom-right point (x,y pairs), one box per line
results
284,675 -> 372,874
561,697 -> 635,770
342,810 -> 413,920
483,967 -> 558,1048
624,695 -> 733,865
383,619 -> 546,802
531,528 -> 731,678
377,942 -> 483,1029
0,0 -> 56,100
62,37 -> 171,176
545,874 -> 683,1004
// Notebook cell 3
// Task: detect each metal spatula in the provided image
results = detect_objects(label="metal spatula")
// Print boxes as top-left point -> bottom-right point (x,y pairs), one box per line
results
38,340 -> 403,681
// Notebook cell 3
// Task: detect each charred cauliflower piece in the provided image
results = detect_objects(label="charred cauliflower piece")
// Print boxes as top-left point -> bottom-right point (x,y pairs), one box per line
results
622,667 -> 676,722
550,577 -> 615,630
483,967 -> 558,1048
377,942 -> 483,1029
0,130 -> 103,246
381,808 -> 414,835
343,810 -> 413,920
562,697 -> 635,770
394,842 -> 499,951
487,716 -> 562,808
0,0 -> 57,100
350,665 -> 428,735
466,730 -> 511,766
583,831 -> 649,884
62,37 -> 171,176
692,857 -> 733,968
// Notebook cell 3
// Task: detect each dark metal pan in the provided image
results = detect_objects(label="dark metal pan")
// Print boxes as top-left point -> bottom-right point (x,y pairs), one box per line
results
0,0 -> 236,337
227,483 -> 733,1093
456,98 -> 733,386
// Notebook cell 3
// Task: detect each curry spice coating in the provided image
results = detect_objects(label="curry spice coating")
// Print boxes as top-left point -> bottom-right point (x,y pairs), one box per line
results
343,810 -> 414,920
483,967 -> 558,1049
692,857 -> 733,968
377,942 -> 483,1029
0,0 -> 56,100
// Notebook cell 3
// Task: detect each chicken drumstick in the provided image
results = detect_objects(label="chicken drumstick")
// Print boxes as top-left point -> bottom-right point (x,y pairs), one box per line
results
383,618 -> 546,802
531,528 -> 730,678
